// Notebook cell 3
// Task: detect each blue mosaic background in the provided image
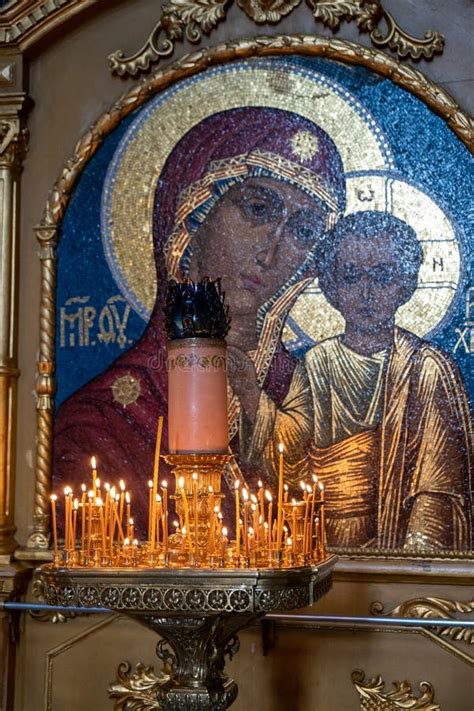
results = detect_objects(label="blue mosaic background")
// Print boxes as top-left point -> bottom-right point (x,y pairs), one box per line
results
56,56 -> 473,408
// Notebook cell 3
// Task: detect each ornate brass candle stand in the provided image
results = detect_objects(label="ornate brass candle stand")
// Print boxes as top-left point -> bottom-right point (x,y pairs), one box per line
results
35,557 -> 335,710
39,452 -> 336,709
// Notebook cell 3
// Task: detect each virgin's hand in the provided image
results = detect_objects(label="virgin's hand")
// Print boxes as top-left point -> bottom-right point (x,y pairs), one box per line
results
227,346 -> 260,423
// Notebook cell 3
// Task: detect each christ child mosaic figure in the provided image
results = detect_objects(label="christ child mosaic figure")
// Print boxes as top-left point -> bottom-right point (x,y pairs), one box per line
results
255,211 -> 472,551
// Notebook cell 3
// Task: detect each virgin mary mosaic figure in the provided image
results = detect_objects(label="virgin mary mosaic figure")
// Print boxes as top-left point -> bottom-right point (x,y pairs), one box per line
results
53,107 -> 346,520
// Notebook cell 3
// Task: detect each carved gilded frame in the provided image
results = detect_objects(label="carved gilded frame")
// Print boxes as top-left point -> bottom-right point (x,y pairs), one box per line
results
27,35 -> 474,576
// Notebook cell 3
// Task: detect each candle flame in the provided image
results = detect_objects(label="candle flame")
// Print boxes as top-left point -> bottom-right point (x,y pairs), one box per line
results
284,483 -> 288,491
179,476 -> 185,489
182,526 -> 186,535
173,521 -> 179,529
265,490 -> 272,502
234,479 -> 240,490
91,456 -> 97,469
278,442 -> 284,454
125,491 -> 131,503
306,484 -> 312,494
319,482 -> 324,491
291,498 -> 297,505
50,494 -> 57,502
249,527 -> 254,536
81,483 -> 87,492
217,512 -> 223,520
96,497 -> 103,506
148,480 -> 153,488
129,517 -> 134,525
312,474 -> 318,483
110,486 -> 116,498
133,539 -> 138,546
156,494 -> 161,502
88,490 -> 94,499
119,480 -> 126,491
96,478 -> 101,489
192,472 -> 198,481
251,503 -> 257,512
214,505 -> 220,513
104,482 -> 110,492
124,537 -> 130,545
250,494 -> 258,504
162,480 -> 168,488
222,527 -> 228,537
241,488 -> 249,501
73,498 -> 79,510
64,486 -> 72,496
208,485 -> 214,493
258,480 -> 263,488
264,522 -> 269,529
300,480 -> 306,491
287,537 -> 292,546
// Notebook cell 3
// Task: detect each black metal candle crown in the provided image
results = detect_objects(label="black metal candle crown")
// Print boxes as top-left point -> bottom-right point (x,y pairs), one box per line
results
165,278 -> 231,340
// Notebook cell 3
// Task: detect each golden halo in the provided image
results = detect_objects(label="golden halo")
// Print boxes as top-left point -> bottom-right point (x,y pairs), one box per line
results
102,58 -> 394,320
283,173 -> 462,347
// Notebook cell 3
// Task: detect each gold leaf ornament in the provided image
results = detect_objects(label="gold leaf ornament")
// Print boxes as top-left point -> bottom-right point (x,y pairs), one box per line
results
352,670 -> 440,710
163,0 -> 230,36
237,0 -> 301,23
108,661 -> 164,710
307,0 -> 360,31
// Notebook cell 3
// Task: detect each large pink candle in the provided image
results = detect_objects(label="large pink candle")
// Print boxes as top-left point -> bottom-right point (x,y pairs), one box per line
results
168,337 -> 228,453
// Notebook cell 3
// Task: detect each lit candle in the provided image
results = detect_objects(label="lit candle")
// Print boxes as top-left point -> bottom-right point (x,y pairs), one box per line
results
147,480 -> 153,543
234,480 -> 240,558
309,481 -> 316,557
162,480 -> 168,554
155,494 -> 162,546
221,526 -> 228,562
291,500 -> 297,555
302,483 -> 310,557
72,498 -> 79,553
128,517 -> 134,541
192,472 -> 199,557
251,503 -> 259,544
80,484 -> 87,555
64,487 -> 72,553
257,480 -> 265,535
284,483 -> 289,503
150,416 -> 164,551
277,443 -> 284,550
119,480 -> 126,531
265,490 -> 272,548
319,482 -> 326,553
97,498 -> 106,558
242,487 -> 249,559
87,490 -> 93,559
125,491 -> 131,537
50,495 -> 58,559
91,456 -> 97,497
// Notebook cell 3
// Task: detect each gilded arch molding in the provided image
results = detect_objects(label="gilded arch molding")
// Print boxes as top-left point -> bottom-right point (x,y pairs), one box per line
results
26,35 -> 473,558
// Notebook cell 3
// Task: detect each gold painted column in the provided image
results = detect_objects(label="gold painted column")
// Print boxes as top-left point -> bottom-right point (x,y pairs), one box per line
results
0,52 -> 29,559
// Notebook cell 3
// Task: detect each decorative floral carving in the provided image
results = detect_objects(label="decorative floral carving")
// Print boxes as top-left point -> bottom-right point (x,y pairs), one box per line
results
351,670 -> 440,710
108,661 -> 164,710
372,597 -> 474,648
109,0 -> 445,77
237,0 -> 301,23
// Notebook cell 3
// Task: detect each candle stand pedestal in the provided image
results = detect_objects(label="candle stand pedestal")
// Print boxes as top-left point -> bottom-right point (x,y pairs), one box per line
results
35,557 -> 336,710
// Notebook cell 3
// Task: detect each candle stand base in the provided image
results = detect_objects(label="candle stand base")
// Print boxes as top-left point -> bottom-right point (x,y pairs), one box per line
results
35,557 -> 336,709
